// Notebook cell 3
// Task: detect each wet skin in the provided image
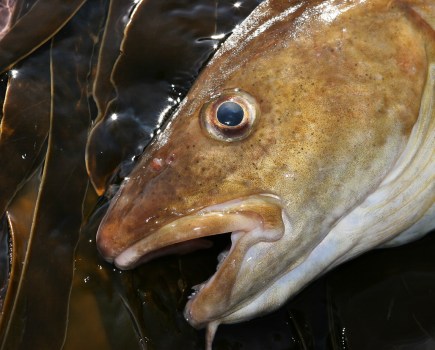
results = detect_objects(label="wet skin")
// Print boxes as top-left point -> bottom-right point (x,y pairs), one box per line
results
97,0 -> 435,347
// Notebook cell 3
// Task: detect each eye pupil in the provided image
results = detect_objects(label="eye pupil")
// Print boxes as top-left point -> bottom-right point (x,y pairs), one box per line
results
216,101 -> 244,126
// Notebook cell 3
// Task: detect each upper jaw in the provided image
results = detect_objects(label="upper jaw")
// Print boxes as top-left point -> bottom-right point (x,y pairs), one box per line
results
112,194 -> 284,269
113,210 -> 258,269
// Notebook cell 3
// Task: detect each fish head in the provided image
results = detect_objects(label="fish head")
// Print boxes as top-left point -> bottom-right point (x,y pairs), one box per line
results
97,0 -> 430,331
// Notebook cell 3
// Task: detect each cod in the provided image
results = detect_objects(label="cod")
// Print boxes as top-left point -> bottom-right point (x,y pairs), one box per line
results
97,0 -> 435,347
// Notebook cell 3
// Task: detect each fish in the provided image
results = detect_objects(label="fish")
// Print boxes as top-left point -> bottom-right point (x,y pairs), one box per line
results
96,0 -> 435,348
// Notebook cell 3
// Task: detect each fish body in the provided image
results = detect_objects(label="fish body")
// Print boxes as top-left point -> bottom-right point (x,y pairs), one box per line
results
97,0 -> 435,346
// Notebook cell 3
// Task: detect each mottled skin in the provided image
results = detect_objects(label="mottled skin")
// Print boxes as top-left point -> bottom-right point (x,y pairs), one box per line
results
97,0 -> 435,345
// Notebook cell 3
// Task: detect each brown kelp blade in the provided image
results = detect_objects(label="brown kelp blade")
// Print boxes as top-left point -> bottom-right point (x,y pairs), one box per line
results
91,0 -> 137,125
0,217 -> 7,311
0,0 -> 18,40
0,0 -> 87,74
0,1 -> 105,348
0,44 -> 51,216
86,0 -> 161,195
0,168 -> 40,336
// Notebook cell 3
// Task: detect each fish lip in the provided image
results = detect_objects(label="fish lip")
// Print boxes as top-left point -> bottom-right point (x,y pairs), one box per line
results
113,194 -> 282,270
111,194 -> 285,328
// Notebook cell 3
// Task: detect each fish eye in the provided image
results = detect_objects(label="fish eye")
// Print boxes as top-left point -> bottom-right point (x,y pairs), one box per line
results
200,89 -> 259,142
216,101 -> 244,126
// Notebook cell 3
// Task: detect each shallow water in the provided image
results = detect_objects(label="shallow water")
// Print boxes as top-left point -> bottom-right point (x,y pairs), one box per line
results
0,1 -> 434,349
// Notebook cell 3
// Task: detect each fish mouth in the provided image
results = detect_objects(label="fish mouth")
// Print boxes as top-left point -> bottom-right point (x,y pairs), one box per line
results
111,194 -> 285,327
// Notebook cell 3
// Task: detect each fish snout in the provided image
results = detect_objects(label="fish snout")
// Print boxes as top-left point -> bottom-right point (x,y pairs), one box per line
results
96,222 -> 119,264
95,181 -> 175,266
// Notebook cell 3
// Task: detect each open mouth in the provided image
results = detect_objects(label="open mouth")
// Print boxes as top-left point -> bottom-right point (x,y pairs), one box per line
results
103,194 -> 285,326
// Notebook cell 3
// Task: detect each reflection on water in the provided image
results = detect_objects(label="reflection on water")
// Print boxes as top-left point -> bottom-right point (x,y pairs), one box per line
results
0,1 -> 433,349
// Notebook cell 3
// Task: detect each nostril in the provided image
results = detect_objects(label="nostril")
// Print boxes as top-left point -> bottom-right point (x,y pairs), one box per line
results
150,153 -> 176,172
150,157 -> 164,172
165,153 -> 176,165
